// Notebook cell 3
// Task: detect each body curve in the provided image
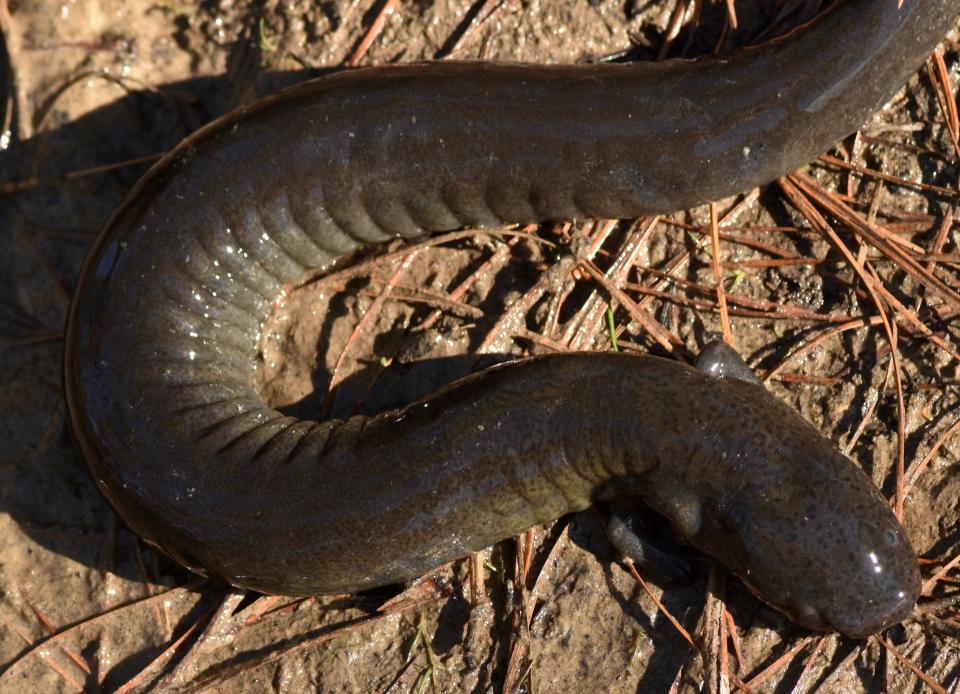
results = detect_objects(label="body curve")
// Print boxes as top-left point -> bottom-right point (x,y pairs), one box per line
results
65,0 -> 953,636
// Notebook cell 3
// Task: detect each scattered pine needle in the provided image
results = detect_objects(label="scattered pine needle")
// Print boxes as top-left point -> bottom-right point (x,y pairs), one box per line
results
904,417 -> 960,494
708,202 -> 732,344
624,561 -> 696,649
873,635 -> 949,694
320,249 -> 418,418
927,49 -> 960,159
922,553 -> 960,598
346,0 -> 399,67
742,636 -> 815,690
114,607 -> 214,694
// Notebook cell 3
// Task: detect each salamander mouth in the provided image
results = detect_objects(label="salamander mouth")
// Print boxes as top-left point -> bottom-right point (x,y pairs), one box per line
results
779,595 -> 916,639
739,574 -> 833,634
765,596 -> 915,639
829,599 -> 917,639
736,577 -> 820,632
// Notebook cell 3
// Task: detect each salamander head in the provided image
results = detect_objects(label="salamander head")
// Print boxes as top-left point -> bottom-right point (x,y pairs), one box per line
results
732,515 -> 921,638
693,437 -> 920,638
650,377 -> 922,639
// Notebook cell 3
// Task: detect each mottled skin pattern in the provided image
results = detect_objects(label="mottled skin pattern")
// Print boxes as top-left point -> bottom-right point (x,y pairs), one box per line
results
64,0 -> 952,637
646,346 -> 919,638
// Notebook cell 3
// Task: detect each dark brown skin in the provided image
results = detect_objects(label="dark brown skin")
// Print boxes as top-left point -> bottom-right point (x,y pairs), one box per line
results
64,0 -> 954,638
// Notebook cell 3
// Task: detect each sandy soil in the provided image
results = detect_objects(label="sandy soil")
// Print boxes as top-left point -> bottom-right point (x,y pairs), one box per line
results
0,0 -> 958,692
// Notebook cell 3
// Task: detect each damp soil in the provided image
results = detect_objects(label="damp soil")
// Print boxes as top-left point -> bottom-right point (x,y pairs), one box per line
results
1,1 -> 959,692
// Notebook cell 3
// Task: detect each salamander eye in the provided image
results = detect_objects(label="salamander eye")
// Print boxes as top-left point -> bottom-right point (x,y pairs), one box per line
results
883,529 -> 898,546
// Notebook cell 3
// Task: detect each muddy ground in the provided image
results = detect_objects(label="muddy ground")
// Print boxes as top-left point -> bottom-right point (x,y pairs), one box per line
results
0,0 -> 958,692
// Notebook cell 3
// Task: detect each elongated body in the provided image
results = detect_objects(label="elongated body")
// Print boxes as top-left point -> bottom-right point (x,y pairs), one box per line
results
65,0 -> 952,637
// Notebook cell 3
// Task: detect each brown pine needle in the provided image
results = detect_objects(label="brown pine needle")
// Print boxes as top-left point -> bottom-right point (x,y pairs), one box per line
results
817,154 -> 957,199
114,607 -> 214,694
1,153 -> 162,195
928,49 -> 960,159
904,417 -> 960,494
624,561 -> 696,649
765,317 -> 885,381
320,249 -> 418,419
789,172 -> 960,311
346,0 -> 399,67
0,582 -> 205,683
873,635 -> 949,694
742,636 -> 815,689
780,176 -> 909,515
791,636 -> 828,693
921,553 -> 960,598
578,259 -> 687,356
708,202 -> 732,344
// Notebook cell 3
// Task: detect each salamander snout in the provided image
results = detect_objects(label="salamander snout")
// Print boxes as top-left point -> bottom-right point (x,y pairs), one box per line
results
680,384 -> 924,639
787,575 -> 918,639
735,489 -> 922,638
727,507 -> 922,639
811,539 -> 921,639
